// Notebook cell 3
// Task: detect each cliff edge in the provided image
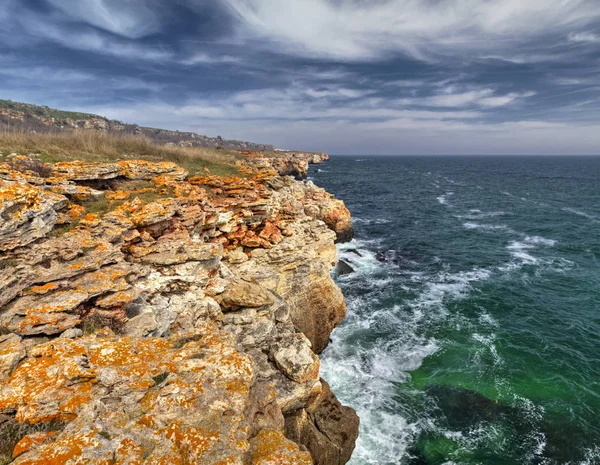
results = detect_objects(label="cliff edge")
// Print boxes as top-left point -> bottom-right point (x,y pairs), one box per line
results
0,150 -> 357,465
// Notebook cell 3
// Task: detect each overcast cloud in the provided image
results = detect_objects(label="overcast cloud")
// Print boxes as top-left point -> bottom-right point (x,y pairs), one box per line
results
1,0 -> 600,154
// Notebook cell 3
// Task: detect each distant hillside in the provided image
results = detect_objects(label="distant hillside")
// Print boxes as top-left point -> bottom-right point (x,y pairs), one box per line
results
0,99 -> 277,152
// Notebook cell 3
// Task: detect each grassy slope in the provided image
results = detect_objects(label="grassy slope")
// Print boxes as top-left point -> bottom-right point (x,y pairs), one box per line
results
0,99 -> 97,121
0,130 -> 242,177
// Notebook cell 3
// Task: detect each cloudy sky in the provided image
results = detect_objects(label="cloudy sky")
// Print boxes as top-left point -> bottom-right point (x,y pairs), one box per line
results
1,0 -> 600,154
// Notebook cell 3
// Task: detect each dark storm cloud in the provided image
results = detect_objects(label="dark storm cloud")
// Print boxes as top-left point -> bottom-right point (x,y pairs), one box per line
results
1,0 -> 600,154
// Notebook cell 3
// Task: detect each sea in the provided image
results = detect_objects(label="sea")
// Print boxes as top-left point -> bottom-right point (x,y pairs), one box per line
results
312,156 -> 600,465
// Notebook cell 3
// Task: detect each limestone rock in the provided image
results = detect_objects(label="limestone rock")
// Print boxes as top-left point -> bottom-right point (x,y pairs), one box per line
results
285,379 -> 359,465
220,279 -> 276,310
0,334 -> 26,381
0,153 -> 359,464
249,429 -> 313,465
53,161 -> 120,180
117,160 -> 188,181
0,180 -> 67,251
270,334 -> 321,384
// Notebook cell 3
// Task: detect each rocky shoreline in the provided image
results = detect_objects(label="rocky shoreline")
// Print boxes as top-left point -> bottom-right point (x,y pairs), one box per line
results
0,151 -> 358,464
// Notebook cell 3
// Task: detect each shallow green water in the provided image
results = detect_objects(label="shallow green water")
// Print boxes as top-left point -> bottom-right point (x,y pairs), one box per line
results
316,156 -> 600,465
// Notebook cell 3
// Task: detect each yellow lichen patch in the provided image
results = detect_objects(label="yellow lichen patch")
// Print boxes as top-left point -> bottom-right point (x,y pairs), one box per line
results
106,190 -> 132,201
79,213 -> 100,228
95,290 -> 138,309
11,431 -> 112,465
53,161 -> 120,181
0,180 -> 44,217
0,339 -> 94,423
2,312 -> 265,464
12,431 -> 58,458
116,160 -> 188,181
113,437 -> 145,465
23,282 -> 59,296
128,199 -> 176,227
250,430 -> 312,465
66,203 -> 86,219
164,420 -> 220,460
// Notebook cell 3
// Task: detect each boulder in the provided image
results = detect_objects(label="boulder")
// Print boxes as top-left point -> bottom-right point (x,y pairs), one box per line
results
285,379 -> 359,465
52,161 -> 120,180
220,279 -> 276,311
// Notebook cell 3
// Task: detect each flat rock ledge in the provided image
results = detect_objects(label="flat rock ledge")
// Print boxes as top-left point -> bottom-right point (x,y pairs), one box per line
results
0,154 -> 357,464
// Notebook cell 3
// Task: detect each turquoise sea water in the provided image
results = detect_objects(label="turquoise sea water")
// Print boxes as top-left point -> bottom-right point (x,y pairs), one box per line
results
315,156 -> 600,465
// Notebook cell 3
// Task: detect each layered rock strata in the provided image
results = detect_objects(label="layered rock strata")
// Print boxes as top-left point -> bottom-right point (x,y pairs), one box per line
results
0,155 -> 356,464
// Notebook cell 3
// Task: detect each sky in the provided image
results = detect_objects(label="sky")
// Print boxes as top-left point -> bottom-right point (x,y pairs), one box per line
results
1,0 -> 600,155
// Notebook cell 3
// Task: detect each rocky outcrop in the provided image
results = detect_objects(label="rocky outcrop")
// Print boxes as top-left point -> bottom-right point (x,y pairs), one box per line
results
240,151 -> 329,181
0,155 -> 358,464
285,380 -> 360,465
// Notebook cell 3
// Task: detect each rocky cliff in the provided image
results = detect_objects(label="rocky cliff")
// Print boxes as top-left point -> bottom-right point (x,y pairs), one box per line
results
0,152 -> 357,464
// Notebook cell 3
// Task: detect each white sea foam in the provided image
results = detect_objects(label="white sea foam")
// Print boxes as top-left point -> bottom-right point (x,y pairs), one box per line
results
562,207 -> 599,222
323,239 -> 495,464
524,235 -> 557,247
507,243 -> 540,265
437,191 -> 454,205
478,311 -> 498,327
352,217 -> 392,225
463,222 -> 509,231
501,235 -> 559,270
581,446 -> 600,465
456,211 -> 507,220
472,333 -> 503,365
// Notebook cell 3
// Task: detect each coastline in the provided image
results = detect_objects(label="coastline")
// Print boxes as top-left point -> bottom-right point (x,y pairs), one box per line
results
0,151 -> 359,464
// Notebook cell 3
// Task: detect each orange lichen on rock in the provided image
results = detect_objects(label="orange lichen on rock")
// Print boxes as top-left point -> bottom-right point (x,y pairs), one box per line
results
116,160 -> 188,181
23,282 -> 59,296
12,431 -> 58,459
1,324 -> 265,464
53,161 -> 120,181
79,213 -> 101,228
250,429 -> 312,465
106,190 -> 132,202
11,431 -> 113,465
0,151 -> 359,464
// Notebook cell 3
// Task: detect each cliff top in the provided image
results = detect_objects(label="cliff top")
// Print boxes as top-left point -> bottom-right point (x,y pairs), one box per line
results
0,99 -> 277,152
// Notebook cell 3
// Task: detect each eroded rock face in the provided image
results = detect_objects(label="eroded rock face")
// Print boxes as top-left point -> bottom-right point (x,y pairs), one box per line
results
0,179 -> 67,251
0,156 -> 358,464
285,379 -> 360,465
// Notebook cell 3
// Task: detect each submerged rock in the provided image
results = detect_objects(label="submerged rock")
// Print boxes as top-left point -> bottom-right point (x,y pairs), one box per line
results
334,259 -> 355,277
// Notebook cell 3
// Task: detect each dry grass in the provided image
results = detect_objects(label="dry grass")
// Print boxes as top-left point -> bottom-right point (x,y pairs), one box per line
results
0,130 -> 242,176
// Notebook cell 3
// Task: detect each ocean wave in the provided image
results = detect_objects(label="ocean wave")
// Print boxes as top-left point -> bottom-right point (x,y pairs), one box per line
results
501,235 -> 561,271
581,446 -> 600,465
325,241 -> 495,464
524,235 -> 557,247
562,207 -> 600,222
463,222 -> 509,231
352,217 -> 392,225
456,210 -> 508,220
437,191 -> 454,205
